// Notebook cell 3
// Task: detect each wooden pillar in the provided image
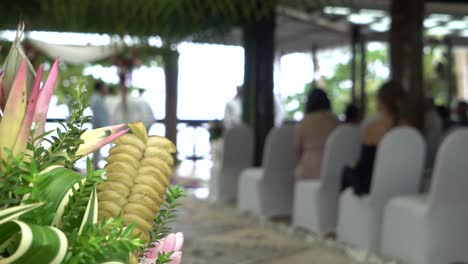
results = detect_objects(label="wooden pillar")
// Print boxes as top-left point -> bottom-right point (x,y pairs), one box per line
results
350,25 -> 359,104
360,39 -> 367,114
445,37 -> 455,108
163,50 -> 179,146
242,3 -> 275,166
390,0 -> 425,130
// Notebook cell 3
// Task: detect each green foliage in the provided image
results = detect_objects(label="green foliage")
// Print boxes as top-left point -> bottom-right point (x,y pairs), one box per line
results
61,158 -> 103,234
15,160 -> 53,225
423,46 -> 453,106
0,150 -> 28,208
284,46 -> 388,119
63,217 -> 144,264
150,185 -> 185,241
156,252 -> 175,264
55,63 -> 96,107
29,85 -> 90,170
2,0 -> 276,40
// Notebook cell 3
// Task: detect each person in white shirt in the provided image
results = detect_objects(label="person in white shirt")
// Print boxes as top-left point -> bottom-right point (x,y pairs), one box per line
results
110,89 -> 156,131
90,81 -> 110,167
90,81 -> 110,129
223,86 -> 243,130
223,85 -> 286,130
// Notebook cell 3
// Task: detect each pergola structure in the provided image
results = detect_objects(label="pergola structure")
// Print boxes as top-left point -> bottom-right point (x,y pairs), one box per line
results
1,0 -> 467,165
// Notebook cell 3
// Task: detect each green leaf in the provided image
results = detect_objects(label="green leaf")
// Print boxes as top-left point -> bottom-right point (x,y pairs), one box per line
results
78,188 -> 98,235
61,158 -> 103,234
0,203 -> 43,225
14,186 -> 32,196
0,220 -> 67,264
21,166 -> 82,226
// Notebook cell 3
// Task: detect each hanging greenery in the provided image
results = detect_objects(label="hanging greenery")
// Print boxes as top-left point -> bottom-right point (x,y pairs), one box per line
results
1,0 -> 277,40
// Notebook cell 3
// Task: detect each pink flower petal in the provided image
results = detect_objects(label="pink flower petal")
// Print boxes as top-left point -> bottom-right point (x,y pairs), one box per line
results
13,65 -> 43,155
76,128 -> 129,156
162,233 -> 177,252
0,59 -> 28,160
33,58 -> 59,138
142,258 -> 157,264
173,233 -> 184,252
169,251 -> 182,264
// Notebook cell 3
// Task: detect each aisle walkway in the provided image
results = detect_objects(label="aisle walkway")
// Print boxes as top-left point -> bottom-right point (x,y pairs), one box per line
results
170,197 -> 396,264
170,160 -> 397,264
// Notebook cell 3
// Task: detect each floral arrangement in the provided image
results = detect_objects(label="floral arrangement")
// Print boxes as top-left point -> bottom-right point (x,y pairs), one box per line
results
0,26 -> 184,263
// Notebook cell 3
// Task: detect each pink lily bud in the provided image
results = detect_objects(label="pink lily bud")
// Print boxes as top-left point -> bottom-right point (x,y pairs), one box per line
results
144,233 -> 184,264
173,233 -> 184,252
76,124 -> 128,156
161,233 -> 184,252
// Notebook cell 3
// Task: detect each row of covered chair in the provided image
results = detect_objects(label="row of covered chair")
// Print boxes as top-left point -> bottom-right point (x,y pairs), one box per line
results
209,123 -> 468,264
237,124 -> 296,217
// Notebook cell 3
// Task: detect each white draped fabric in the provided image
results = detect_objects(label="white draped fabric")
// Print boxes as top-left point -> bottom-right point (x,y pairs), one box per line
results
28,39 -> 123,65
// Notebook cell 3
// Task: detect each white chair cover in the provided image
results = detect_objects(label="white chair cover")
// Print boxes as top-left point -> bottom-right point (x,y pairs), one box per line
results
337,126 -> 426,253
381,128 -> 468,264
209,125 -> 253,204
238,124 -> 295,218
292,125 -> 361,235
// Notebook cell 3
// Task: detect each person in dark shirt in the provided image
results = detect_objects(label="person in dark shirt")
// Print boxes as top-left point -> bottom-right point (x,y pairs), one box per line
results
435,105 -> 453,131
456,101 -> 468,127
341,81 -> 407,196
344,103 -> 362,124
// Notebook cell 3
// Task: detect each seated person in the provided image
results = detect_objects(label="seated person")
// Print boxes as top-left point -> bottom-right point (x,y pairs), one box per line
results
456,100 -> 468,127
295,88 -> 339,180
344,103 -> 361,124
341,81 -> 406,196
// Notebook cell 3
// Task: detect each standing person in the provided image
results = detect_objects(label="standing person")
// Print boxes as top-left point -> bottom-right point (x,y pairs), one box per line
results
104,85 -> 122,125
90,81 -> 110,167
136,88 -> 156,131
295,88 -> 340,180
223,85 -> 287,130
223,85 -> 243,130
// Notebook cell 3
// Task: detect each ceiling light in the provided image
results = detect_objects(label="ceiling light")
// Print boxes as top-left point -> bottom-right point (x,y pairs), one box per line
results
424,18 -> 440,28
370,17 -> 391,32
446,20 -> 468,30
427,26 -> 452,36
370,23 -> 390,32
323,6 -> 351,16
428,14 -> 452,22
360,9 -> 386,18
348,13 -> 375,25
